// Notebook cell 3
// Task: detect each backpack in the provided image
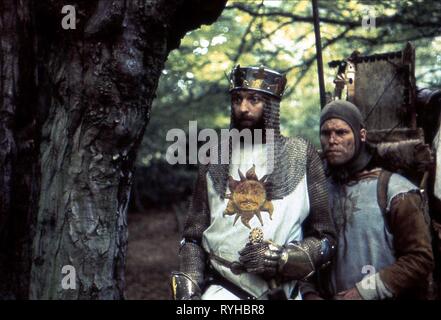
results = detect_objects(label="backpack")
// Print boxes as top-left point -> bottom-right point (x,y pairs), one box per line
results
377,170 -> 437,300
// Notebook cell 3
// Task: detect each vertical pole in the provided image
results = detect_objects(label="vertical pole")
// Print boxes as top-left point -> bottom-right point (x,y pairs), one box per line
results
312,0 -> 326,109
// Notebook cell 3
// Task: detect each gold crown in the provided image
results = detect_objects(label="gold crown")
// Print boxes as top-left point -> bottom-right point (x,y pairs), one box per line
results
229,65 -> 287,99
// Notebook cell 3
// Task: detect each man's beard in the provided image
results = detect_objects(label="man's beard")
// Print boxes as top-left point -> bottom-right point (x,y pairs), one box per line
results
233,117 -> 264,131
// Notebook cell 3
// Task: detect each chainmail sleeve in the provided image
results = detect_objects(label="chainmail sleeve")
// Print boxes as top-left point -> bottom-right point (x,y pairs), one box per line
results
305,142 -> 336,241
178,165 -> 211,287
278,140 -> 337,282
300,141 -> 337,268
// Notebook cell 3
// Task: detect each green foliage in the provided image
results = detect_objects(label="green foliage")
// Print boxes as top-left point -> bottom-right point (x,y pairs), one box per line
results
133,0 -> 441,208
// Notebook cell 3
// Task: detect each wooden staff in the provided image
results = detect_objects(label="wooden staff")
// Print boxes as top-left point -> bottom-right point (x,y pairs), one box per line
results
312,0 -> 326,109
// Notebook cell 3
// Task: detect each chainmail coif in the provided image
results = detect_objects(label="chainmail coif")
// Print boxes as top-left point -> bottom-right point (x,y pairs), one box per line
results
179,92 -> 336,291
207,94 -> 309,200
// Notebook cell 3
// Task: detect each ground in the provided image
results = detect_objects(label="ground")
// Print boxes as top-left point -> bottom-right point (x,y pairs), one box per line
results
125,209 -> 181,300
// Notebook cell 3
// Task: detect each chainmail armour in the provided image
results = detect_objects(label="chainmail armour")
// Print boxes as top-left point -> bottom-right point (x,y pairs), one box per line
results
179,80 -> 336,293
208,96 -> 310,200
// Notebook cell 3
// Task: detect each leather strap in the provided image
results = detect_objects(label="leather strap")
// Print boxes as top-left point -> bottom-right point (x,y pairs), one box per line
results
377,170 -> 393,234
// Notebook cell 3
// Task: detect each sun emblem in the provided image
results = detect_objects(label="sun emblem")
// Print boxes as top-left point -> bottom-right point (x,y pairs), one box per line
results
223,165 -> 274,229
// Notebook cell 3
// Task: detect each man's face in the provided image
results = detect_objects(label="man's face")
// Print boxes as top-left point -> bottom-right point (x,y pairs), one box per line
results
320,118 -> 357,166
231,90 -> 264,130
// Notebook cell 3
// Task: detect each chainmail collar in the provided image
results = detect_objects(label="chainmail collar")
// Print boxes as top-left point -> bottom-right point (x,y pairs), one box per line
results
207,135 -> 308,200
208,93 -> 309,200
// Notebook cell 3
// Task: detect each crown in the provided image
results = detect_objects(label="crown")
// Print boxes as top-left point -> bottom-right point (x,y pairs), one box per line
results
229,65 -> 287,99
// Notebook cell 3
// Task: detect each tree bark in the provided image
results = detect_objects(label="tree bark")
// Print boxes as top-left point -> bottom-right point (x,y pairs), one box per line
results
0,0 -> 226,299
0,0 -> 39,299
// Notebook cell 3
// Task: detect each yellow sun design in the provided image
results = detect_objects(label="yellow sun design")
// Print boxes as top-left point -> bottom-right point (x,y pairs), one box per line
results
223,165 -> 274,229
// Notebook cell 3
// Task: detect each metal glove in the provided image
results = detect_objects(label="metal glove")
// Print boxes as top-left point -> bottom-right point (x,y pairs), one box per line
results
238,240 -> 283,278
239,237 -> 333,281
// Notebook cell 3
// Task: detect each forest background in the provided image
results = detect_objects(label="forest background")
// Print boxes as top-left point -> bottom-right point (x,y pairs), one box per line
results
126,0 -> 441,299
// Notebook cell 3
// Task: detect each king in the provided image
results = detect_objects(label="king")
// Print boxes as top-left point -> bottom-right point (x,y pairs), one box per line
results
171,65 -> 337,300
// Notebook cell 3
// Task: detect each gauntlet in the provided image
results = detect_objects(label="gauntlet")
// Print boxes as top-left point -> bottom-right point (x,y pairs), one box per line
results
238,241 -> 282,278
238,237 -> 333,280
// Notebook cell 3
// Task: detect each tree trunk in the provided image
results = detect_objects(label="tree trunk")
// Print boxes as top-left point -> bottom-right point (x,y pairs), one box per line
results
0,0 -> 39,299
0,0 -> 226,300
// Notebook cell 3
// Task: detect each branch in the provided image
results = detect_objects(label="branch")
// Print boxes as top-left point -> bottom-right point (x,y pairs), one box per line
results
232,20 -> 297,65
226,3 -> 441,29
343,28 -> 440,47
226,3 -> 359,27
283,26 -> 354,94
231,0 -> 264,65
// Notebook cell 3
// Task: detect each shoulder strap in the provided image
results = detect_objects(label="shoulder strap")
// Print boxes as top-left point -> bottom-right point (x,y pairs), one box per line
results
377,170 -> 393,216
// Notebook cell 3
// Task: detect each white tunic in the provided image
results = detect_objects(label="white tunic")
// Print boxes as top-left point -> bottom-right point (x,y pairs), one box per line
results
201,143 -> 310,299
